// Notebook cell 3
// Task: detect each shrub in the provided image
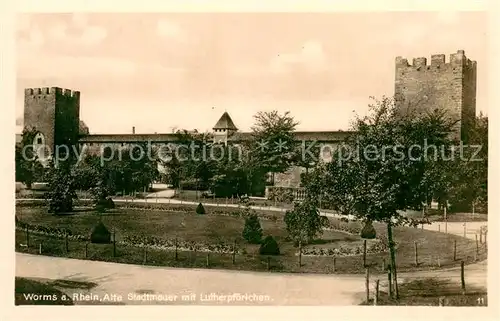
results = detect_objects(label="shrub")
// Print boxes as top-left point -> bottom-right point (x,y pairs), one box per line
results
106,198 -> 115,209
95,197 -> 115,213
320,216 -> 330,228
90,221 -> 112,244
196,203 -> 206,214
259,235 -> 280,255
242,214 -> 263,244
360,220 -> 376,239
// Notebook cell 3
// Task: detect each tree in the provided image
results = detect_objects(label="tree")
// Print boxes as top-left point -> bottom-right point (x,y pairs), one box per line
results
161,148 -> 182,188
284,198 -> 326,245
250,111 -> 299,185
293,140 -> 322,180
15,127 -> 46,188
45,159 -> 77,214
447,114 -> 488,213
161,130 -> 214,193
98,143 -> 159,194
304,96 -> 457,298
242,213 -> 263,244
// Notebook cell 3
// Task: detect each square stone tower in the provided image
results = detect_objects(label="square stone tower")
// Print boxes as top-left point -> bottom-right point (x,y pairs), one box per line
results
23,87 -> 80,159
394,50 -> 477,142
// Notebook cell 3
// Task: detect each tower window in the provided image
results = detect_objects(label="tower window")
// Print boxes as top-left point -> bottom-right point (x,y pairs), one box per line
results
37,137 -> 42,144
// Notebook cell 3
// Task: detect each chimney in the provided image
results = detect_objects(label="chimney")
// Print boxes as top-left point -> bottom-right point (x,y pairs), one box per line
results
132,126 -> 135,134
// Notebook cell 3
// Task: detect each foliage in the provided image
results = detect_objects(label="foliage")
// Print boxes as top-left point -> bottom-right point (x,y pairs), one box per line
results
89,180 -> 115,213
90,221 -> 112,244
447,114 -> 488,212
161,130 -> 214,190
266,187 -> 294,203
242,213 -> 263,244
208,145 -> 250,197
303,96 -> 458,297
15,127 -> 46,188
196,202 -> 206,215
259,235 -> 280,255
75,143 -> 159,196
360,220 -> 376,239
292,140 -> 322,178
249,111 -> 299,183
306,97 -> 457,222
284,198 -> 327,245
45,159 -> 77,214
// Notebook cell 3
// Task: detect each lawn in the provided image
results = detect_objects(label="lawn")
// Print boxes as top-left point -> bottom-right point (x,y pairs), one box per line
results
15,205 -> 486,274
15,277 -> 74,305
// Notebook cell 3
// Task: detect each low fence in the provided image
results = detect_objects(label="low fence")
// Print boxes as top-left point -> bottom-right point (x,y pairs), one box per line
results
15,215 -> 487,276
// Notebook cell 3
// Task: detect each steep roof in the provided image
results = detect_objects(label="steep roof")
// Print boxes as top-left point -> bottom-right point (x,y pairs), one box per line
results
213,112 -> 238,131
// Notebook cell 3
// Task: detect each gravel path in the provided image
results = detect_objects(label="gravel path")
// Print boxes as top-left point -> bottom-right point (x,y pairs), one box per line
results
16,253 -> 486,306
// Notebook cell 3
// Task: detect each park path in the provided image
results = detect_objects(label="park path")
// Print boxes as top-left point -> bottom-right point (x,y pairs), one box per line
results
16,253 -> 486,306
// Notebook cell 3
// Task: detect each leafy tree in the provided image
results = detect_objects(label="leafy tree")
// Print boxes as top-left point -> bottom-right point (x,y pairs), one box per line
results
242,213 -> 263,244
284,198 -> 326,245
448,114 -> 488,213
250,111 -> 299,185
304,96 -> 457,298
160,148 -> 182,188
45,159 -> 77,214
161,130 -> 214,193
73,154 -> 101,191
207,144 -> 251,197
101,143 -> 159,194
15,127 -> 46,188
293,140 -> 322,179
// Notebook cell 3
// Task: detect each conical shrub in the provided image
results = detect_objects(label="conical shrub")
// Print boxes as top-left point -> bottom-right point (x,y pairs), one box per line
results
259,235 -> 280,255
360,220 -> 376,239
196,203 -> 206,214
242,214 -> 263,244
90,221 -> 112,244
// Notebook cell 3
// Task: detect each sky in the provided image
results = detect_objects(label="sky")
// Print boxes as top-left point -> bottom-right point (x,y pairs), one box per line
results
16,12 -> 488,134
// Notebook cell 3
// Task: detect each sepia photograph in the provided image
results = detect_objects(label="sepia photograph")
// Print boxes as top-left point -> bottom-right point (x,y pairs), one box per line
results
12,10 -> 490,310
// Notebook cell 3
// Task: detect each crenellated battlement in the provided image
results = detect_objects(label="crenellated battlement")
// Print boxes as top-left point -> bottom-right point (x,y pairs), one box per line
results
395,49 -> 477,143
24,87 -> 80,98
395,50 -> 477,70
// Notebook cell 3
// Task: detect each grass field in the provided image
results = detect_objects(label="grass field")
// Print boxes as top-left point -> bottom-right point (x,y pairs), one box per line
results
15,277 -> 74,305
15,205 -> 486,274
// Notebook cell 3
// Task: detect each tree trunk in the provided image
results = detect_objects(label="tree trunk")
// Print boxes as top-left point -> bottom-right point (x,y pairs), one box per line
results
387,221 -> 399,299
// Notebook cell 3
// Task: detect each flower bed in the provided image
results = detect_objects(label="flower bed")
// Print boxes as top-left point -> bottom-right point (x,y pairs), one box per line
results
300,239 -> 388,257
121,235 -> 239,254
15,219 -> 88,241
16,199 -> 94,208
